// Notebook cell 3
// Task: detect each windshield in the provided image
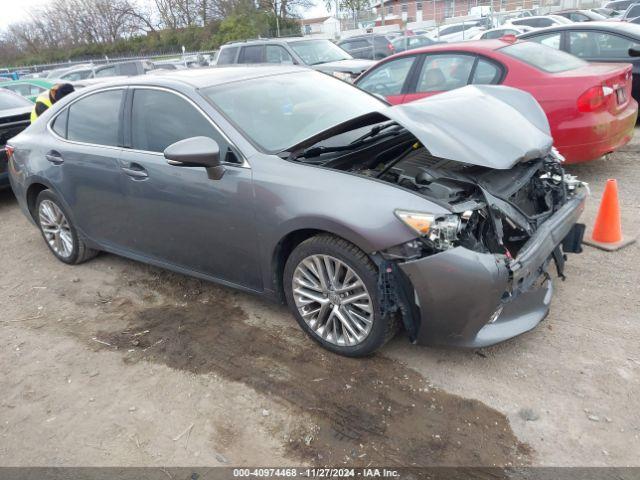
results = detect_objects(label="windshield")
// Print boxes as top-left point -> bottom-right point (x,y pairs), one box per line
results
289,39 -> 352,65
500,41 -> 587,73
202,70 -> 384,152
0,90 -> 32,109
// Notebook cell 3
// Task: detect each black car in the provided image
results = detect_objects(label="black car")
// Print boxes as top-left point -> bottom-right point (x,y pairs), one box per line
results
337,34 -> 398,60
554,9 -> 608,21
0,89 -> 31,187
216,38 -> 375,82
519,22 -> 640,102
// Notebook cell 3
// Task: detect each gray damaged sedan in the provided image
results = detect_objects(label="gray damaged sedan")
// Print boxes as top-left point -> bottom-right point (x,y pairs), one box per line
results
7,67 -> 588,356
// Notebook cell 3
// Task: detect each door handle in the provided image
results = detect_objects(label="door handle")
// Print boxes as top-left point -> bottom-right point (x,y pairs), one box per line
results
45,150 -> 64,164
121,165 -> 149,179
122,167 -> 149,179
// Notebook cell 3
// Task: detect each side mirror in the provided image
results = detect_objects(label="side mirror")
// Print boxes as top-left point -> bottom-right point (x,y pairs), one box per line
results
164,136 -> 225,180
629,46 -> 640,57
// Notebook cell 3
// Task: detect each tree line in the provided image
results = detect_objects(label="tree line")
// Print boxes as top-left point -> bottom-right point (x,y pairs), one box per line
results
0,0 -> 314,66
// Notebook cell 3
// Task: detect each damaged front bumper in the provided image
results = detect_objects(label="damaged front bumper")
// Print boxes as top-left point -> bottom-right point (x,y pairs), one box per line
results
397,189 -> 587,348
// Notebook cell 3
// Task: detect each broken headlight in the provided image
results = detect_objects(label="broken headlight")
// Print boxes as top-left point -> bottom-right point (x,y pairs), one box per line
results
395,210 -> 469,251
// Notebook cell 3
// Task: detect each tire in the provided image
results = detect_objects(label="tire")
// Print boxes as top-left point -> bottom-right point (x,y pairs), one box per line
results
35,190 -> 98,265
283,234 -> 398,357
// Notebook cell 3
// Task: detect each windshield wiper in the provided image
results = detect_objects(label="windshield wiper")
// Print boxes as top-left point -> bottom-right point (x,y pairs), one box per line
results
296,123 -> 404,159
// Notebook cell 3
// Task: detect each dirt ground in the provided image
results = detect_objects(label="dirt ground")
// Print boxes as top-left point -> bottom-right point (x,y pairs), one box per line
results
0,133 -> 639,467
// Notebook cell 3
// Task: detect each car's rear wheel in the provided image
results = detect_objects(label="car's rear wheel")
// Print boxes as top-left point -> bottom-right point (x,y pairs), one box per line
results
36,190 -> 97,265
284,234 -> 397,356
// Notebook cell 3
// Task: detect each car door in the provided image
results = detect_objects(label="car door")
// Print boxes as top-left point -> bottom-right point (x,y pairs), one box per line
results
403,53 -> 478,103
46,88 -> 129,245
355,55 -> 418,104
117,87 -> 261,290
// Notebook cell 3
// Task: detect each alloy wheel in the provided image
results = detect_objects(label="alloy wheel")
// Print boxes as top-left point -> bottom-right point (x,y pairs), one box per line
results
292,254 -> 374,346
38,200 -> 74,259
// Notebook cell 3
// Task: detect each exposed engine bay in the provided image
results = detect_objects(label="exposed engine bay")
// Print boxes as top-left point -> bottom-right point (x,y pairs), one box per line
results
301,131 -> 586,263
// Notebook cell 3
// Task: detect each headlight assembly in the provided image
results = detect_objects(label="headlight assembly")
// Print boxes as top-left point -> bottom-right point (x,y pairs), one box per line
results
395,210 -> 463,250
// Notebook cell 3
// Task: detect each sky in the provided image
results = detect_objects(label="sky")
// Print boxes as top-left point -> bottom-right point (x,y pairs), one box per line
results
0,0 -> 46,30
0,0 -> 331,32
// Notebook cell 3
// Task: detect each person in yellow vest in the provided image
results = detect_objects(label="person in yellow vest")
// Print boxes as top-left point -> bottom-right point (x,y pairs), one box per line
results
30,83 -> 75,123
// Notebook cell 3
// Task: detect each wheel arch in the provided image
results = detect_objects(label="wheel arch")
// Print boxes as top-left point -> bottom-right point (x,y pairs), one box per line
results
270,226 -> 376,303
26,181 -> 52,221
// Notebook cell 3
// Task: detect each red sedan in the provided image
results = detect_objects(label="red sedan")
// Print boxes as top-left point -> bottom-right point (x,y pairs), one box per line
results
355,38 -> 638,163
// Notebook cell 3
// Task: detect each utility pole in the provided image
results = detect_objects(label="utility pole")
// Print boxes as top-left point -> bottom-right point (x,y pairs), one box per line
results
275,0 -> 280,37
381,0 -> 386,25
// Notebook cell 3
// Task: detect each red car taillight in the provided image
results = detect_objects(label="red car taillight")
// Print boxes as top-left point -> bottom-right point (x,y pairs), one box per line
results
577,85 -> 607,112
387,43 -> 395,53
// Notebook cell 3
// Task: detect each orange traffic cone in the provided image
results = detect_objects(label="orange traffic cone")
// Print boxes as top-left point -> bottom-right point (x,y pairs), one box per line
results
584,179 -> 636,251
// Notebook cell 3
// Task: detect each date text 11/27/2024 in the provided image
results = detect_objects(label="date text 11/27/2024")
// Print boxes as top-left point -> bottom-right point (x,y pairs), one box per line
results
232,468 -> 400,477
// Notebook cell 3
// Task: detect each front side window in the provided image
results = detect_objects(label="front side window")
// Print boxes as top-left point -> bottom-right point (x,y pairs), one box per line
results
289,39 -> 351,65
416,54 -> 475,92
265,45 -> 294,64
66,89 -> 123,146
217,46 -> 239,64
131,89 -> 223,154
569,31 -> 635,58
357,56 -> 416,96
501,41 -> 586,73
203,70 -> 384,152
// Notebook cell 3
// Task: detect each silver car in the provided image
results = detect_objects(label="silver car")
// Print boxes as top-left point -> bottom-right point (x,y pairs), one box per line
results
7,66 -> 587,356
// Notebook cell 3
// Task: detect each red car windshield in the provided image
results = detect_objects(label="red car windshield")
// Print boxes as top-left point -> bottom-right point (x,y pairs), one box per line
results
500,41 -> 587,73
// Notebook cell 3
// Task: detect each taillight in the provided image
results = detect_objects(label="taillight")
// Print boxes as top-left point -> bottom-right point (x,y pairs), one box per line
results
387,43 -> 395,52
577,85 -> 607,112
4,145 -> 14,159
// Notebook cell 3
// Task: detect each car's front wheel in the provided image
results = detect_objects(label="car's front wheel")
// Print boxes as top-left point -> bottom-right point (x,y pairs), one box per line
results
36,190 -> 98,265
284,234 -> 397,356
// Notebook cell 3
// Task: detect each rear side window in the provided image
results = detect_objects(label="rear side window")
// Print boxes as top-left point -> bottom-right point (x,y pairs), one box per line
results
527,32 -> 562,49
416,54 -> 475,92
95,66 -> 116,77
238,45 -> 264,63
52,108 -> 68,138
500,41 -> 586,73
471,59 -> 502,84
67,89 -> 123,146
131,89 -> 223,154
217,47 -> 238,65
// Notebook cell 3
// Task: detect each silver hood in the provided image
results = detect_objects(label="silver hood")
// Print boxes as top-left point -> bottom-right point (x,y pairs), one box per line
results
383,85 -> 553,169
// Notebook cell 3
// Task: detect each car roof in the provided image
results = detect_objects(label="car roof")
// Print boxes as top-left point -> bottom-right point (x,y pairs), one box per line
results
82,65 -> 308,90
222,37 -> 323,46
386,38 -> 512,57
519,20 -> 640,36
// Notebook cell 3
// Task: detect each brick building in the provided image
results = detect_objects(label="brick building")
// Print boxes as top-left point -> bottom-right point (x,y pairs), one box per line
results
373,0 -> 537,23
